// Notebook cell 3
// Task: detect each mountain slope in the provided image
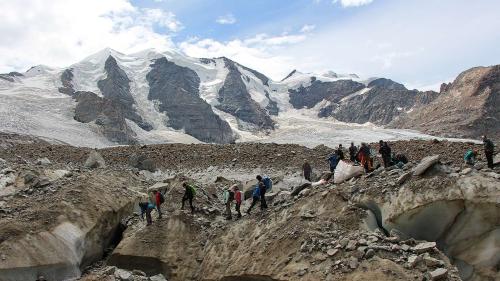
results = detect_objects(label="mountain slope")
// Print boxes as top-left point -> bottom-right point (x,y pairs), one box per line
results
0,48 -> 493,146
390,65 -> 500,138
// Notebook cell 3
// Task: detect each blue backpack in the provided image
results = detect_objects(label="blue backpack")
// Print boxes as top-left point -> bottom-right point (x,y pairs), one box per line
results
252,186 -> 261,198
262,176 -> 273,191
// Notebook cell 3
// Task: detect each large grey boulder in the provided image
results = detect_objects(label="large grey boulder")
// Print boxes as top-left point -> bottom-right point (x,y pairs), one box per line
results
413,155 -> 440,176
84,150 -> 106,169
147,57 -> 235,143
128,153 -> 156,172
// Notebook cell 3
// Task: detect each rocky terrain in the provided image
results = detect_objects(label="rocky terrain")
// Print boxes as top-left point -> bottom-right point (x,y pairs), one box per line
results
391,65 -> 500,139
0,133 -> 498,281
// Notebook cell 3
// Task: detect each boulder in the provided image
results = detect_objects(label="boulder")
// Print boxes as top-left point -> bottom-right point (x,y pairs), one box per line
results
412,242 -> 436,253
291,183 -> 312,197
413,155 -> 440,176
128,153 -> 156,172
36,158 -> 51,165
428,268 -> 448,280
115,268 -> 132,280
149,274 -> 168,281
494,153 -> 500,165
84,150 -> 106,169
397,171 -> 412,185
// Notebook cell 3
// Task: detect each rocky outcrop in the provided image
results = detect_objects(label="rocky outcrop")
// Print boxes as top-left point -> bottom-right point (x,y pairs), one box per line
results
98,56 -> 152,131
58,68 -> 75,95
289,78 -> 365,109
0,72 -> 23,82
147,57 -> 235,143
328,80 -> 439,124
74,91 -> 137,144
281,69 -> 297,82
265,91 -> 279,116
390,65 -> 500,138
216,58 -> 274,130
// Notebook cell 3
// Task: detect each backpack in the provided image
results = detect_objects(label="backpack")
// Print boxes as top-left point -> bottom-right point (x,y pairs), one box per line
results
188,184 -> 197,196
262,176 -> 272,191
252,186 -> 261,198
159,192 -> 165,204
229,190 -> 235,201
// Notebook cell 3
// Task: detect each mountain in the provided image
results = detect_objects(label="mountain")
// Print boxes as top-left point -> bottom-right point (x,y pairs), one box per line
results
0,48 -> 496,146
390,65 -> 500,138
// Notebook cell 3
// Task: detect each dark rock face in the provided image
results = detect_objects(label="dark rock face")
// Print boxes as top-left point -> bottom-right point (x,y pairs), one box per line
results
367,78 -> 407,91
58,68 -> 75,95
74,91 -> 137,144
265,91 -> 279,116
330,87 -> 439,125
391,65 -> 500,138
146,57 -> 235,143
98,56 -> 152,131
0,72 -> 24,82
289,79 -> 365,109
216,58 -> 274,130
281,70 -> 297,82
199,58 -> 215,65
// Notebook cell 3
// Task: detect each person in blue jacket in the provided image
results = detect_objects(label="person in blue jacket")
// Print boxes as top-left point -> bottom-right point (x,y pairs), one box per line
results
246,185 -> 261,215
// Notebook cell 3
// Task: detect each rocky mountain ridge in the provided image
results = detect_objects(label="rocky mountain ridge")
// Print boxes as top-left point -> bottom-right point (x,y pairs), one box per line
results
0,48 -> 498,146
390,65 -> 500,138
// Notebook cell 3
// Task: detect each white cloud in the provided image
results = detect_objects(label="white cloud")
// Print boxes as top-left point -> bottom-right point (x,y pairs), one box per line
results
300,24 -> 316,33
180,32 -> 309,80
0,0 -> 180,72
216,13 -> 237,25
333,0 -> 374,7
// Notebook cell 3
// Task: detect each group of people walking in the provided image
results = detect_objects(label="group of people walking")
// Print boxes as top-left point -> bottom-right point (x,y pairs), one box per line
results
320,140 -> 400,178
139,182 -> 197,225
223,175 -> 272,220
138,174 -> 274,225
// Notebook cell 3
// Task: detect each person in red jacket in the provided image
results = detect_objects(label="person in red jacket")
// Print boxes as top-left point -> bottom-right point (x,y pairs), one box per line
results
234,185 -> 242,219
154,190 -> 162,219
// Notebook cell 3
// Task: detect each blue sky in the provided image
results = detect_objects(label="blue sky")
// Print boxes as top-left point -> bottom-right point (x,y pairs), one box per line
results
1,0 -> 499,89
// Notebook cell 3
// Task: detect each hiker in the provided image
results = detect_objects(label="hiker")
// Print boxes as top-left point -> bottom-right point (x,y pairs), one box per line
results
328,153 -> 339,173
379,140 -> 392,168
223,186 -> 235,220
246,185 -> 260,214
139,201 -> 155,225
302,160 -> 312,181
154,190 -> 164,219
256,175 -> 268,210
464,149 -> 477,165
336,144 -> 345,160
349,142 -> 358,162
234,185 -> 242,219
357,143 -> 371,172
483,136 -> 495,168
181,182 -> 195,213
